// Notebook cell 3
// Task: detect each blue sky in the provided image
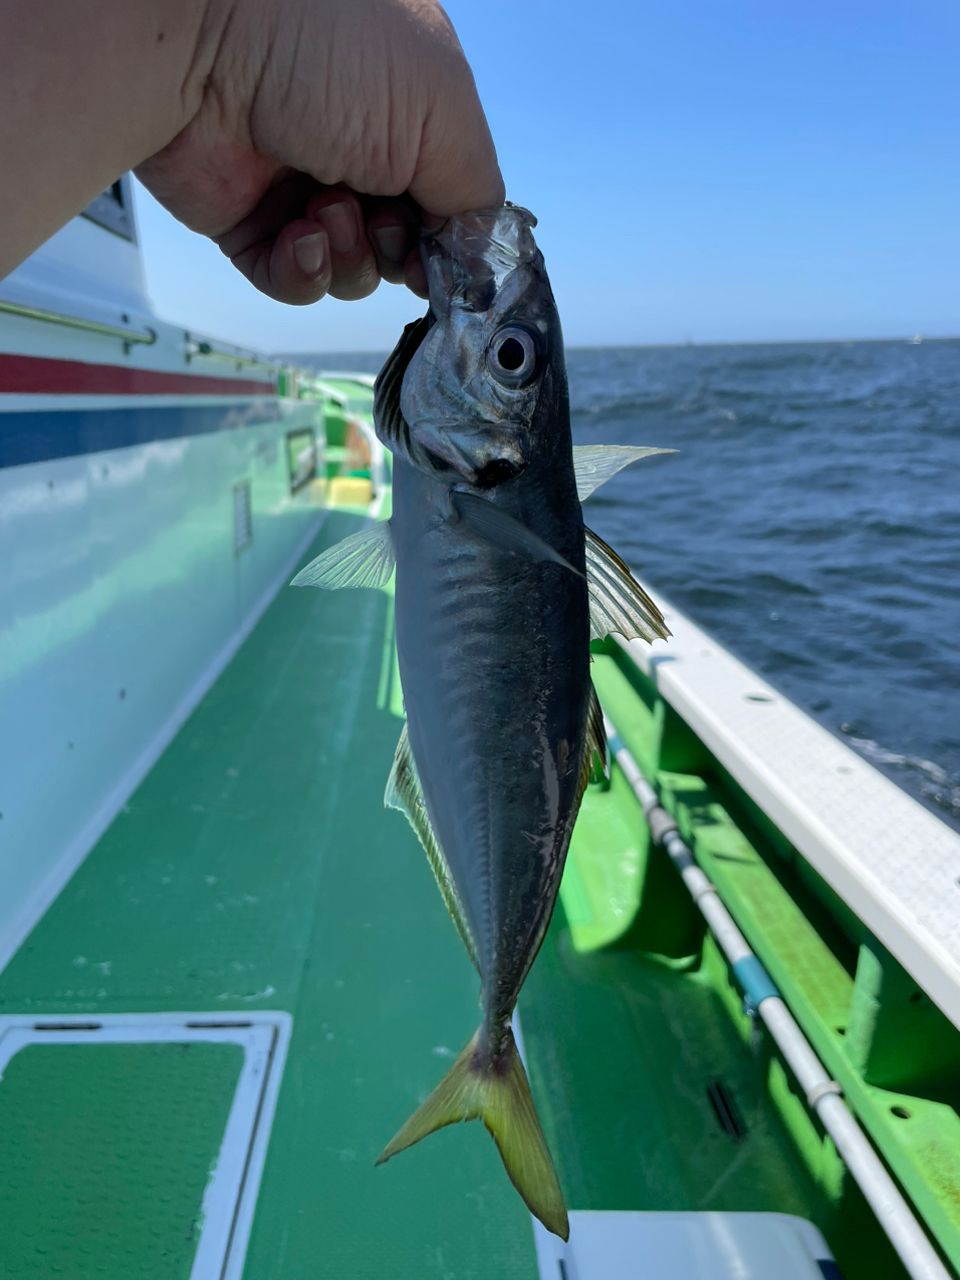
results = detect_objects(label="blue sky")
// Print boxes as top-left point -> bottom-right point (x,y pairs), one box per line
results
134,0 -> 959,351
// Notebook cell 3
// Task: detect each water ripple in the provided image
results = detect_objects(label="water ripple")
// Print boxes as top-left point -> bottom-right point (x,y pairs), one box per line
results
570,338 -> 960,832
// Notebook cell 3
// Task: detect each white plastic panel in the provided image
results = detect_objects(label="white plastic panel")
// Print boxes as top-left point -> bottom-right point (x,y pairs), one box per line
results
534,1211 -> 836,1280
0,414 -> 325,971
0,1010 -> 291,1280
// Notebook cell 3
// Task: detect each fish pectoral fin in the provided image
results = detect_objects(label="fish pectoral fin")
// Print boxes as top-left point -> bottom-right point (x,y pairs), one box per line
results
586,525 -> 670,643
583,684 -> 609,786
573,444 -> 675,503
376,1026 -> 569,1241
290,521 -> 395,590
451,490 -> 584,579
385,723 -> 479,970
374,313 -> 431,459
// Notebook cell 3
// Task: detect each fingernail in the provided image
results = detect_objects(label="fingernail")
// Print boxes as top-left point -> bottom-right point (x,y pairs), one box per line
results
318,201 -> 357,254
373,224 -> 409,264
293,231 -> 328,278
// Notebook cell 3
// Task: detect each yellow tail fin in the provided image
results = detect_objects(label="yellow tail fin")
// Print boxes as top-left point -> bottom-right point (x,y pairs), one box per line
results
376,1027 -> 569,1240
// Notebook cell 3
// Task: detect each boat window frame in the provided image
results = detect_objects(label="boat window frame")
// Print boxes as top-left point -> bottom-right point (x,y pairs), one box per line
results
81,176 -> 136,242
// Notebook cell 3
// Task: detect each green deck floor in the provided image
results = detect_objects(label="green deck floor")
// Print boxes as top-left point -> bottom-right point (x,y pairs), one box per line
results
0,511 -> 829,1278
0,510 -> 537,1279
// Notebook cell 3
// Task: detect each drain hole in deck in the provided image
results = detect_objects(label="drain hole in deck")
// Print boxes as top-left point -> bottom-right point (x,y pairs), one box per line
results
706,1079 -> 747,1141
186,1019 -> 254,1029
890,1105 -> 911,1120
33,1022 -> 102,1032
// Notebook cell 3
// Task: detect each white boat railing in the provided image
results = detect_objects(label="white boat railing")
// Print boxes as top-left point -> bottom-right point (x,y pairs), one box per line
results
0,297 -> 156,346
615,600 -> 960,1032
183,336 -> 280,374
317,370 -> 377,389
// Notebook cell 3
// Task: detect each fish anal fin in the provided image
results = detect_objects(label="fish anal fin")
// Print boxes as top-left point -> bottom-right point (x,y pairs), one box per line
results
573,444 -> 675,503
377,1026 -> 569,1241
385,724 -> 479,969
585,525 -> 670,643
291,521 -> 395,590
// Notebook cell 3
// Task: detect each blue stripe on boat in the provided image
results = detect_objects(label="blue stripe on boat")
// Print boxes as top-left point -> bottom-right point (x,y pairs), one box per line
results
0,401 -> 284,468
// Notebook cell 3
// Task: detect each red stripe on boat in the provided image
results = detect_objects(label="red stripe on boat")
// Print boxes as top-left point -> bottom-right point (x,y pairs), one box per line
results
0,353 -> 277,397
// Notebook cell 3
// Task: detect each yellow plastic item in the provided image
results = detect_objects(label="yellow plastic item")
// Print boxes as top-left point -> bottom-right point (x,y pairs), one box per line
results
328,476 -> 373,508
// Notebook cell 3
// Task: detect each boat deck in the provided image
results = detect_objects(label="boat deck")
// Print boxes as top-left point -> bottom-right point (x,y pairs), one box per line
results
0,511 -> 887,1278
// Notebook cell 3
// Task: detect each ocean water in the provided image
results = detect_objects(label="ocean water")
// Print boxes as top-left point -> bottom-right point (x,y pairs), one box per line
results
296,339 -> 960,830
568,340 -> 960,832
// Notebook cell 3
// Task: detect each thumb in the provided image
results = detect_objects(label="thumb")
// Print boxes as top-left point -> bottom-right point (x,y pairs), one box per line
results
405,18 -> 504,216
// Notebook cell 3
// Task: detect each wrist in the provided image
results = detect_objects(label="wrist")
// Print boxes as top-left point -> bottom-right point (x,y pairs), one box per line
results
123,0 -> 224,161
174,0 -> 239,125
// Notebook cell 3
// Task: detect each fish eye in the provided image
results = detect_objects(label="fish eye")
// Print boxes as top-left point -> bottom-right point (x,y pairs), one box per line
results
487,326 -> 539,387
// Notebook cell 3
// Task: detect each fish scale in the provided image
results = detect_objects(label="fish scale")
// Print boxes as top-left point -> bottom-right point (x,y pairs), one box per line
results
397,440 -> 587,907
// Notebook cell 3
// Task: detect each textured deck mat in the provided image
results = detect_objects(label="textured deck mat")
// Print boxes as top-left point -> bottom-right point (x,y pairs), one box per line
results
0,1040 -> 241,1279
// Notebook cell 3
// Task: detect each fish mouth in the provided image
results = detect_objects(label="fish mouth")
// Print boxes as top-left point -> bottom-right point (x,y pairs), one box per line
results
472,458 -> 524,489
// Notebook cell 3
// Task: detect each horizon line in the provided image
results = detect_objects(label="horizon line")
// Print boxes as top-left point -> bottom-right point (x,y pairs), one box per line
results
272,332 -> 958,358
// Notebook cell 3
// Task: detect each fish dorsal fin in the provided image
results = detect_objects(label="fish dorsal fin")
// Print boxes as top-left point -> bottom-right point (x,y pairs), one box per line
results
385,723 -> 479,970
582,684 -> 609,787
451,491 -> 584,578
374,314 -> 432,462
573,445 -> 674,503
585,525 -> 670,643
290,521 -> 395,590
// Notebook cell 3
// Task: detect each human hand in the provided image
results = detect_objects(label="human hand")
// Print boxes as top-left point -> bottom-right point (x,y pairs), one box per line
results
136,0 -> 503,304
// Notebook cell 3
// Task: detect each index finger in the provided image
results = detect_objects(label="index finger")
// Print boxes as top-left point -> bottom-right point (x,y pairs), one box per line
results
405,10 -> 504,216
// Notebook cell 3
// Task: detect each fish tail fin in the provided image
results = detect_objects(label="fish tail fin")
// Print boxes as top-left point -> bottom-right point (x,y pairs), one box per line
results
376,1027 -> 569,1240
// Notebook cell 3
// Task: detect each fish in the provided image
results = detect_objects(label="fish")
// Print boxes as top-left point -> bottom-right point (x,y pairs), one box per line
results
292,205 -> 671,1238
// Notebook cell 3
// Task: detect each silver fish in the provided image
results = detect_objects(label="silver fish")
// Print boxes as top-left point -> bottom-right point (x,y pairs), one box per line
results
293,206 -> 670,1238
